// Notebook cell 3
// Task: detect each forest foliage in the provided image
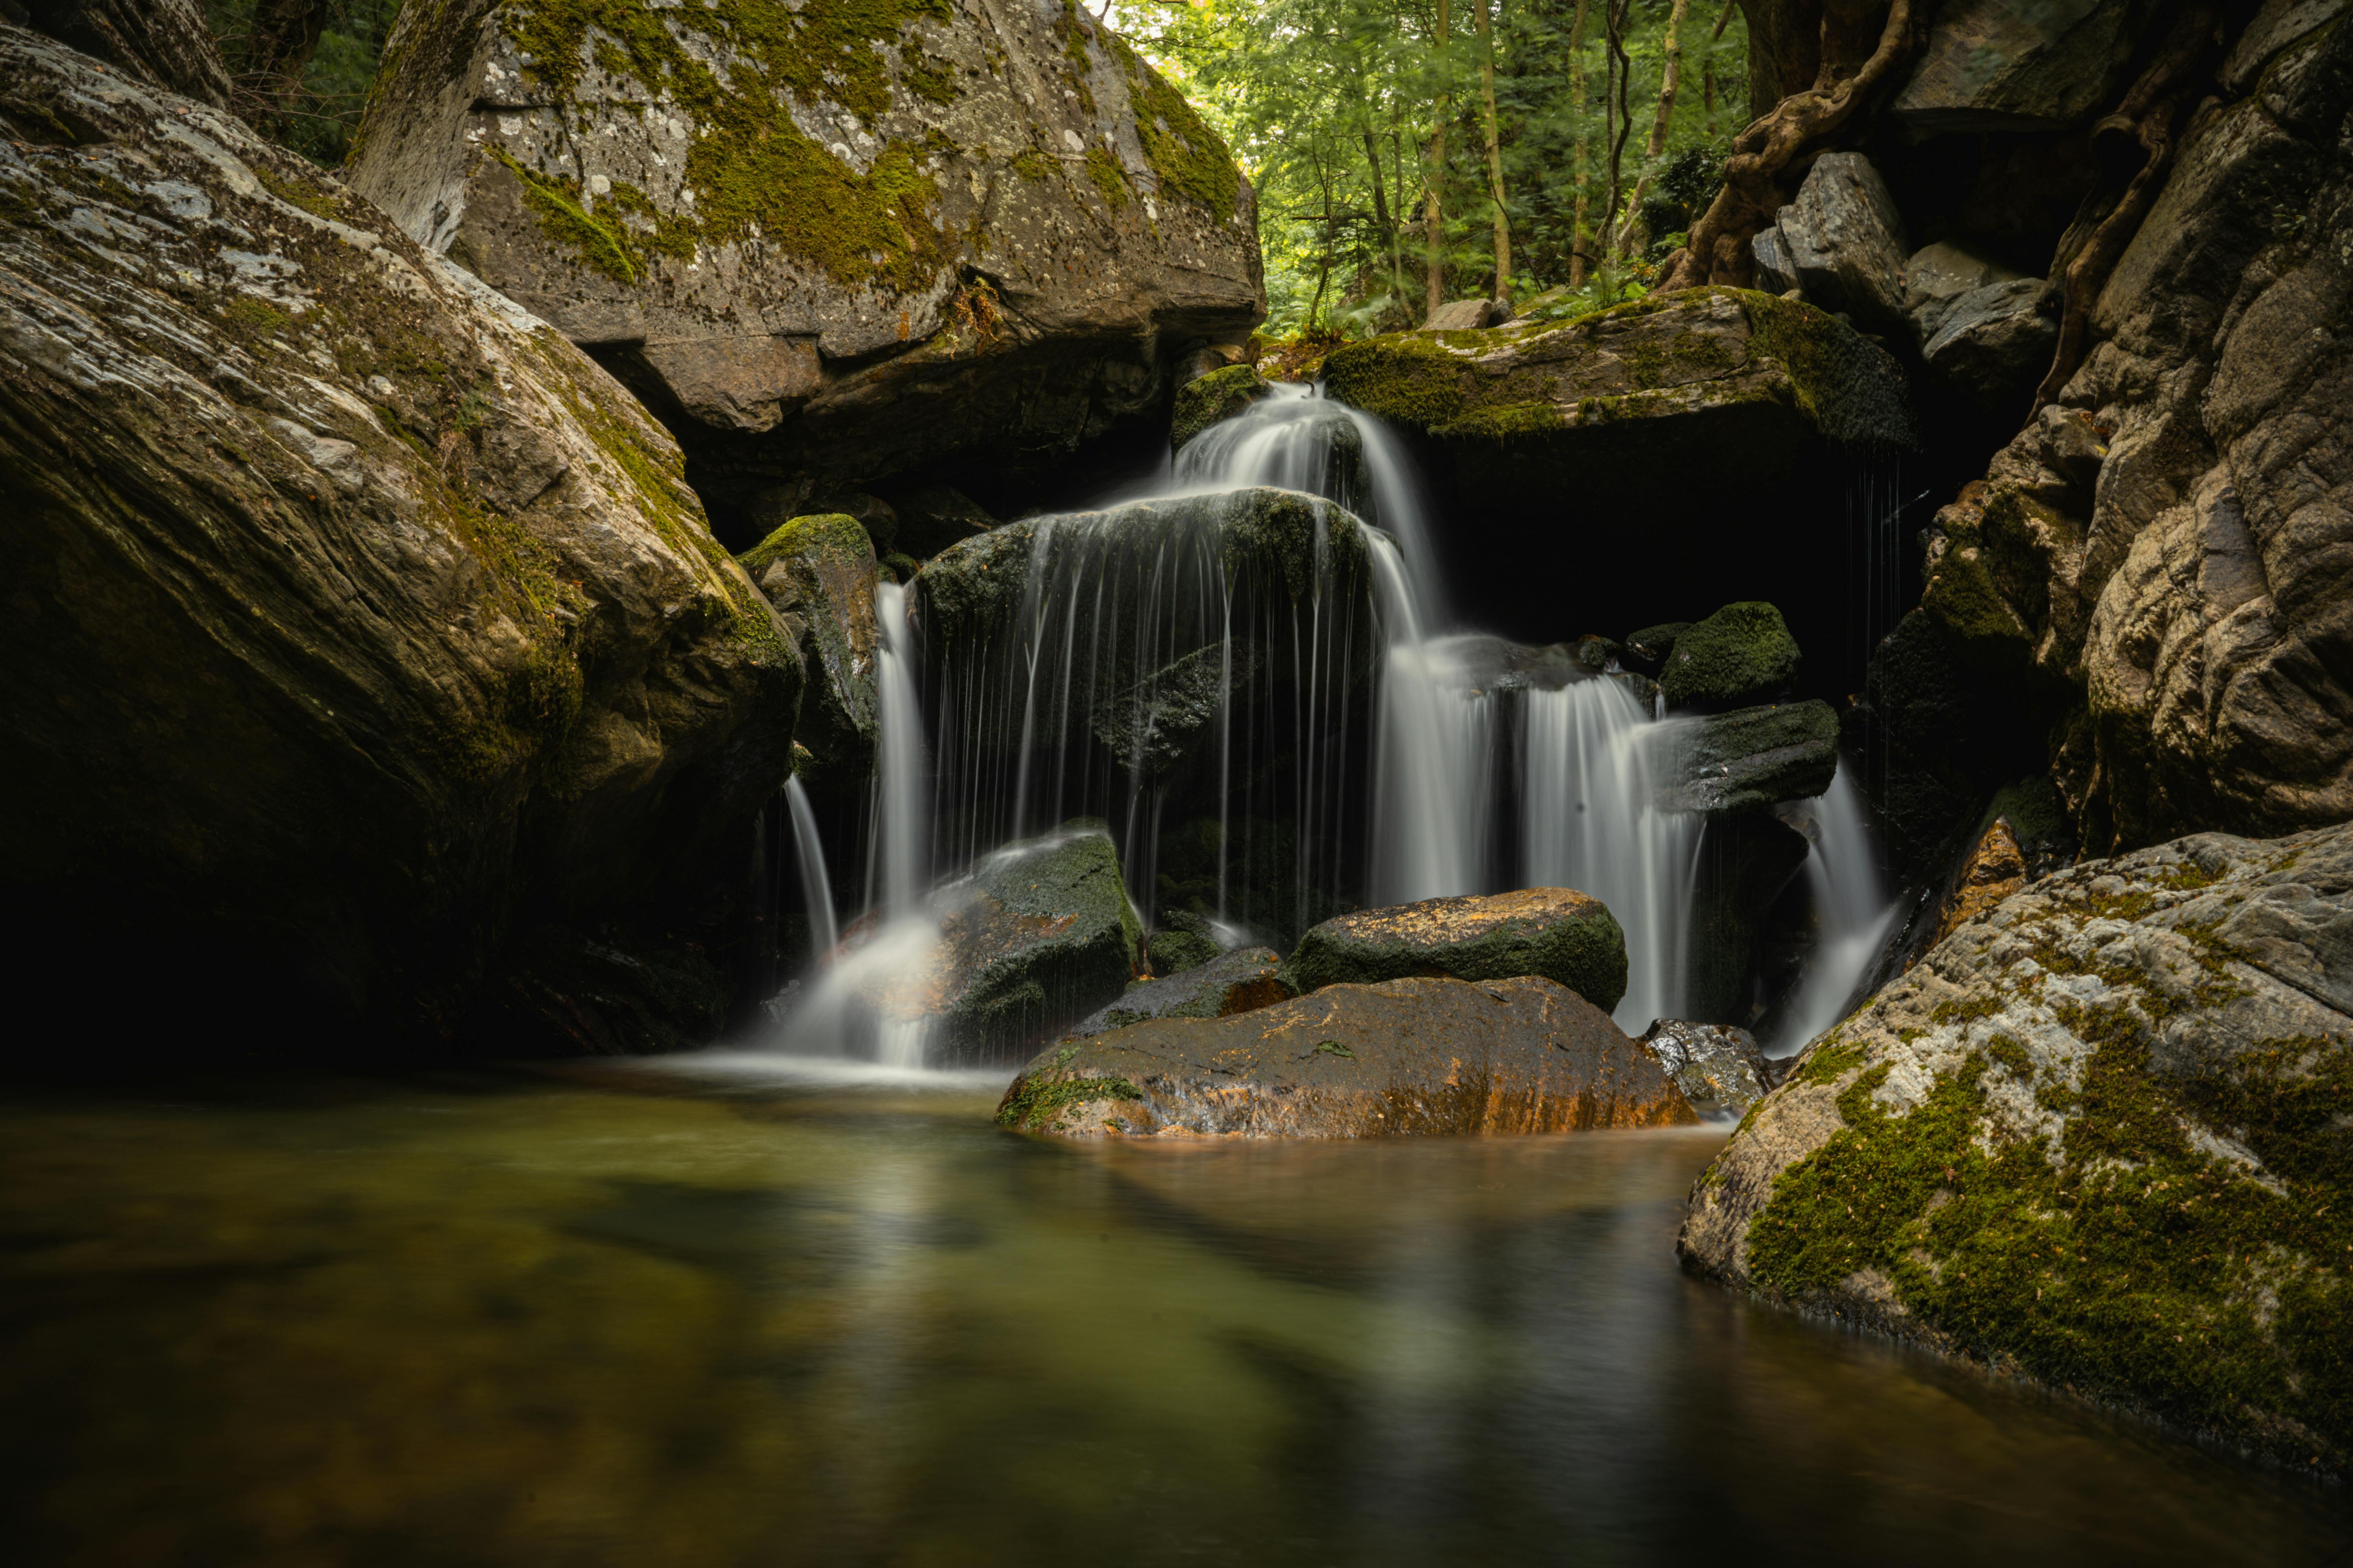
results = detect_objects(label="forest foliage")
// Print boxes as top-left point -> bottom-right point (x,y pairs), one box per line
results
1113,0 -> 1750,333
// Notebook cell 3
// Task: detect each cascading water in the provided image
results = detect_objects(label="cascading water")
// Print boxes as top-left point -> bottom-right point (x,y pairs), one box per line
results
1517,679 -> 1705,1031
783,776 -> 838,963
1770,762 -> 1902,1055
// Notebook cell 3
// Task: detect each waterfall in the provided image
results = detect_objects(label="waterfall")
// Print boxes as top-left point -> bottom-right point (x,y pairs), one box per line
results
1517,680 -> 1704,1033
784,776 -> 839,962
1770,761 -> 1901,1056
868,581 -> 931,919
1365,545 -> 1493,903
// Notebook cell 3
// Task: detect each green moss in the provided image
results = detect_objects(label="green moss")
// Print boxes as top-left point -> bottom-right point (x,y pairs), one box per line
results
1170,362 -> 1265,447
221,296 -> 291,338
1084,146 -> 1131,211
996,1072 -> 1145,1131
1739,287 -> 1917,448
494,0 -> 950,290
1749,996 -> 2353,1462
1106,35 -> 1238,222
1793,1034 -> 1865,1086
253,164 -> 342,220
1011,149 -> 1055,181
1659,601 -> 1800,708
737,513 -> 873,575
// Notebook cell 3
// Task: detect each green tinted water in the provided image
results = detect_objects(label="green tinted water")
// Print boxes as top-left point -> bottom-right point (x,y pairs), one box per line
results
2,1058 -> 2345,1566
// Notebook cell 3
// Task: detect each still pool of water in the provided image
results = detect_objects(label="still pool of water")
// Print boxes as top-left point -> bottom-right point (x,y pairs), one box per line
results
2,1058 -> 2346,1566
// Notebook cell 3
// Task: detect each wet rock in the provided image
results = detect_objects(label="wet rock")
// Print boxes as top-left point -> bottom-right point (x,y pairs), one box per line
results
1682,820 -> 2353,1472
347,0 -> 1261,503
1922,279 -> 2056,408
1773,154 -> 1909,334
1620,622 -> 1693,676
997,975 -> 1697,1137
1685,811 -> 1815,1024
860,821 -> 1145,1062
16,0 -> 228,106
1891,0 -> 2160,134
737,515 -> 879,807
1923,816 -> 2027,951
1286,888 -> 1629,1014
0,29 -> 799,1054
1145,925 -> 1222,975
1901,240 -> 2025,344
1063,946 -> 1292,1039
1639,1019 -> 1774,1118
1662,701 -> 1840,814
1659,602 -> 1801,710
1172,362 -> 1270,448
887,482 -> 997,561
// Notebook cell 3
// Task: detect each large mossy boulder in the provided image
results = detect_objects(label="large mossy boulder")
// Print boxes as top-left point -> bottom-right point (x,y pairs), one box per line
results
1661,700 -> 1840,813
348,0 -> 1263,522
1682,821 -> 2353,1471
997,975 -> 1697,1137
1659,602 -> 1802,710
924,821 -> 1145,1060
1286,889 -> 1629,1013
1317,288 -> 1914,659
0,27 -> 798,1055
737,514 -> 879,807
1062,946 -> 1292,1040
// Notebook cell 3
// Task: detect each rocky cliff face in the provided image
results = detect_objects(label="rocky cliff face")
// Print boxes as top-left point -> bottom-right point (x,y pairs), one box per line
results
0,25 -> 799,1054
347,0 -> 1263,533
1911,7 -> 2353,858
1682,819 -> 2353,1471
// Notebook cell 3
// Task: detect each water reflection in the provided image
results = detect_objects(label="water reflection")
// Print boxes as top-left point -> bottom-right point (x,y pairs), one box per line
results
0,1067 -> 2343,1566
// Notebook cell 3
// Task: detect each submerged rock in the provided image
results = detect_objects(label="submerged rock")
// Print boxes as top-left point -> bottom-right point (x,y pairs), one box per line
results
0,28 -> 798,1053
1286,889 -> 1629,1014
1681,821 -> 2353,1471
1662,701 -> 1840,815
1062,946 -> 1292,1039
1639,1020 -> 1775,1118
1659,602 -> 1802,710
997,975 -> 1697,1137
738,514 -> 880,807
1171,362 -> 1270,448
348,0 -> 1261,508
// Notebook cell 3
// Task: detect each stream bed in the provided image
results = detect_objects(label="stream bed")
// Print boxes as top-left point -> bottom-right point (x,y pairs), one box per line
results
3,1061 -> 2347,1566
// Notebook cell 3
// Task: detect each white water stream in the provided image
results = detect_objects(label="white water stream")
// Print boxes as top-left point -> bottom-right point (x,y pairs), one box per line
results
771,380 -> 1899,1062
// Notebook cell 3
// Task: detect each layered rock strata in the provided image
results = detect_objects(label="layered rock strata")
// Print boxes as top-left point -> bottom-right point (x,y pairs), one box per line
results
348,0 -> 1263,516
0,26 -> 798,1052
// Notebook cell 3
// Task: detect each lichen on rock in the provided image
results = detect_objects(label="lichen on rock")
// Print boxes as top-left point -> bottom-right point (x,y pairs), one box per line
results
1682,820 -> 2353,1471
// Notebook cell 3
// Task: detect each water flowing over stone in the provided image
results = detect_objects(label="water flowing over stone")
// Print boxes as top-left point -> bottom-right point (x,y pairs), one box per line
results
1770,763 -> 1903,1055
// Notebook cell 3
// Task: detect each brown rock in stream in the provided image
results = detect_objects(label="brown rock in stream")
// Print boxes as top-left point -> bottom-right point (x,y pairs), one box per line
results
995,975 -> 1697,1138
1285,888 -> 1629,1013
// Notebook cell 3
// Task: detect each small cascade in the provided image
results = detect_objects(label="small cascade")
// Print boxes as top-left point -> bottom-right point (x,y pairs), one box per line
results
1517,679 -> 1704,1032
1365,545 -> 1493,903
1770,762 -> 1903,1056
868,581 -> 930,918
783,776 -> 839,962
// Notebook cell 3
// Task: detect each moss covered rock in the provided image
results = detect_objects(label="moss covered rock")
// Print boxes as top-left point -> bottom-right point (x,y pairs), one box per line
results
1682,820 -> 2353,1472
1659,602 -> 1801,709
997,974 -> 1696,1137
1286,889 -> 1629,1013
0,29 -> 799,1054
1170,362 -> 1269,448
348,0 -> 1262,515
738,515 -> 878,806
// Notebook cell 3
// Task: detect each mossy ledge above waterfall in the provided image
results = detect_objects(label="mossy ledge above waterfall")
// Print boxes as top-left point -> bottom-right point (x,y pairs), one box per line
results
1680,821 -> 2353,1474
1320,288 -> 1914,450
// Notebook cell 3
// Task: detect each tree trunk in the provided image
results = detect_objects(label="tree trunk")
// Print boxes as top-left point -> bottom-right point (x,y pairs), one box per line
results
1602,0 -> 1634,255
1475,0 -> 1511,299
1363,127 -> 1394,264
1425,0 -> 1452,319
239,0 -> 332,120
1310,169 -> 1337,327
1646,0 -> 1691,158
1567,0 -> 1592,287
